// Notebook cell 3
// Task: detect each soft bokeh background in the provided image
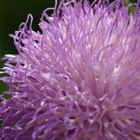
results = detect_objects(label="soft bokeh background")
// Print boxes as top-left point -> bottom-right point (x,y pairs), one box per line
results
0,0 -> 137,95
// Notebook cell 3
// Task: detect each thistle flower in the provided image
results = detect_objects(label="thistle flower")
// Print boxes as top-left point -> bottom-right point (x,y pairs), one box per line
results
0,0 -> 140,140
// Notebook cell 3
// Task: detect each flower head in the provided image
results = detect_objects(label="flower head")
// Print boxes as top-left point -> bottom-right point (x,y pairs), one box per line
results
0,0 -> 140,140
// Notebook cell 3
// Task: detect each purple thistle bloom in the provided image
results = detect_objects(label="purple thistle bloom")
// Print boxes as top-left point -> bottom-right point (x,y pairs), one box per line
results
0,0 -> 140,139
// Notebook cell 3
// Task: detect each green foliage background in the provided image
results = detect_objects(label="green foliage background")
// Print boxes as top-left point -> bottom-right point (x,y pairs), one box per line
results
0,0 -> 138,96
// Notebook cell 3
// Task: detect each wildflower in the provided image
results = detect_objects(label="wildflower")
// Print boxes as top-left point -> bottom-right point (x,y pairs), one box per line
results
0,0 -> 140,139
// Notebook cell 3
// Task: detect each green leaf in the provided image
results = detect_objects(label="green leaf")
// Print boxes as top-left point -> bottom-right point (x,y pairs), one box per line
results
3,94 -> 12,99
128,6 -> 136,14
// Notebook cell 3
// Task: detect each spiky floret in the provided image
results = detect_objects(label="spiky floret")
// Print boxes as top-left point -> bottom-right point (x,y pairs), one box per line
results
0,0 -> 140,140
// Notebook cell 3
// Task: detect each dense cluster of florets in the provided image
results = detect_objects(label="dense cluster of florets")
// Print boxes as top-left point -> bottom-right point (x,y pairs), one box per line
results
0,0 -> 140,140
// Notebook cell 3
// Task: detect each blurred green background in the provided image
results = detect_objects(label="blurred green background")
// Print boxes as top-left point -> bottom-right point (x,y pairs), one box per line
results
0,0 -> 137,95
0,0 -> 55,60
